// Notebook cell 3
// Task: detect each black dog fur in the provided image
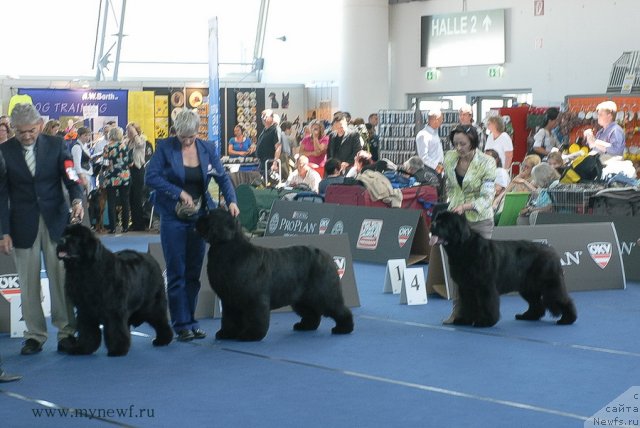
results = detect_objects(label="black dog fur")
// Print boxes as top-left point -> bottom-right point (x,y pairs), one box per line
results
196,209 -> 354,341
429,211 -> 577,327
57,224 -> 173,356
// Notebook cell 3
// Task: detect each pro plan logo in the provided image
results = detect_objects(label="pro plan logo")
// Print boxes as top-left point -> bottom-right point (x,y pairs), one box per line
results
319,218 -> 330,235
398,225 -> 413,248
333,256 -> 346,279
331,221 -> 344,235
268,213 -> 280,234
587,242 -> 613,269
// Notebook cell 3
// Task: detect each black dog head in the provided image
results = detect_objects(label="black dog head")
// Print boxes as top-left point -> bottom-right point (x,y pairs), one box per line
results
429,211 -> 471,247
195,209 -> 240,245
57,224 -> 101,264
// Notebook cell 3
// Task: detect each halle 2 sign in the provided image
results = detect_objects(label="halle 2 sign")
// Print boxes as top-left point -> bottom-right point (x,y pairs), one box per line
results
421,9 -> 506,68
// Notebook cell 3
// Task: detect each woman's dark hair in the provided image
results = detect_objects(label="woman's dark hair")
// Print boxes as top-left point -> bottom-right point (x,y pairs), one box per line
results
324,158 -> 341,177
449,125 -> 479,149
543,107 -> 560,127
484,149 -> 502,167
234,124 -> 245,133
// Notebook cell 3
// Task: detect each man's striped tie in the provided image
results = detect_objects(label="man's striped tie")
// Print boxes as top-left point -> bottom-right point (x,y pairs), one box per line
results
24,148 -> 36,176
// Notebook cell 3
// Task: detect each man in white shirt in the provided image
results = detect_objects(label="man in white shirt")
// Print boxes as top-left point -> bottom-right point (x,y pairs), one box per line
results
415,109 -> 444,172
285,155 -> 322,192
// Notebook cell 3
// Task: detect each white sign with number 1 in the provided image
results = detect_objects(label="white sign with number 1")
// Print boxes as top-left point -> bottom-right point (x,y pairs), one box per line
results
383,259 -> 406,294
400,267 -> 428,305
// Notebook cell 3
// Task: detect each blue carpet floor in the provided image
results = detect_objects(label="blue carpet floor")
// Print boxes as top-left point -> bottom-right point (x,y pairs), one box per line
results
0,232 -> 638,427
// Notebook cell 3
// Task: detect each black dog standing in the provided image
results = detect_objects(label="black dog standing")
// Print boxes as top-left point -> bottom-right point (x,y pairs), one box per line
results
430,212 -> 577,327
57,224 -> 173,356
196,209 -> 354,341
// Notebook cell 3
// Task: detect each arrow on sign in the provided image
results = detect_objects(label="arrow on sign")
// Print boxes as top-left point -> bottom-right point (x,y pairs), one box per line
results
482,15 -> 492,31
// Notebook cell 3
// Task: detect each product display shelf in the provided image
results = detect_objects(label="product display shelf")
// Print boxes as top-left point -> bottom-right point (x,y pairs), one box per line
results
377,109 -> 457,165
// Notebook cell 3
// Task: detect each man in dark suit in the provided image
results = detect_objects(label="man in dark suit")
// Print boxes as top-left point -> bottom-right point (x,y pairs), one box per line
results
0,103 -> 84,355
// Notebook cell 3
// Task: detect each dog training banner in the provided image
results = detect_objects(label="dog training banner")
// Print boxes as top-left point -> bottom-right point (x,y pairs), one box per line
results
534,214 -> 640,281
428,222 -> 625,298
252,234 -> 360,308
265,200 -> 429,264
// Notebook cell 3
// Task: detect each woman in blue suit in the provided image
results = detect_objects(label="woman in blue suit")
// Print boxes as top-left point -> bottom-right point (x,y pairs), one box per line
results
146,109 -> 239,341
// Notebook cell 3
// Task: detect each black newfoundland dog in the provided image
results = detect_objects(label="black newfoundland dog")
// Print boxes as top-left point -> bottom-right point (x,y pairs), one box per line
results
196,209 -> 354,341
57,224 -> 173,356
429,212 -> 577,327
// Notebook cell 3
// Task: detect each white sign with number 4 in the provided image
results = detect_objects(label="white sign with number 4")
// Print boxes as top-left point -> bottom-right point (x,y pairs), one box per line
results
400,267 -> 428,305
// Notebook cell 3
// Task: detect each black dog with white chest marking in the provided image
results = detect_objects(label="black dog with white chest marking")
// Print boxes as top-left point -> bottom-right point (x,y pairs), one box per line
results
429,211 -> 577,327
57,224 -> 173,356
196,209 -> 354,341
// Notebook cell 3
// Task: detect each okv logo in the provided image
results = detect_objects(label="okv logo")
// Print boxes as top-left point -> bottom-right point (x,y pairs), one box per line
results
587,242 -> 613,269
333,256 -> 346,279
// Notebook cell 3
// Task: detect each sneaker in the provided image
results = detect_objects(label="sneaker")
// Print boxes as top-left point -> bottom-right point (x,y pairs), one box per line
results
192,328 -> 207,339
176,330 -> 195,342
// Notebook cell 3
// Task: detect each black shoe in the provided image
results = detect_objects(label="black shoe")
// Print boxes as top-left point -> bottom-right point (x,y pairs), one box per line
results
0,369 -> 22,383
57,336 -> 77,354
192,328 -> 207,339
122,228 -> 129,233
176,330 -> 195,342
20,339 -> 43,355
108,229 -> 116,234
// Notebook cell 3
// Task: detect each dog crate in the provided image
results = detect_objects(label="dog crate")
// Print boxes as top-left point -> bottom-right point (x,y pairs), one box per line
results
548,183 -> 605,214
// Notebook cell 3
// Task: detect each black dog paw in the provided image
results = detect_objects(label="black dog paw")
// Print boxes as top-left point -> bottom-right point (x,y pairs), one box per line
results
331,325 -> 353,335
515,313 -> 543,321
152,337 -> 172,346
215,329 -> 237,340
556,316 -> 577,325
473,319 -> 498,328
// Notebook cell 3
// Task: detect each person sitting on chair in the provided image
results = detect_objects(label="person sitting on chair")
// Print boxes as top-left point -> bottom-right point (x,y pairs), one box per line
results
285,155 -> 321,193
517,163 -> 560,225
318,158 -> 345,196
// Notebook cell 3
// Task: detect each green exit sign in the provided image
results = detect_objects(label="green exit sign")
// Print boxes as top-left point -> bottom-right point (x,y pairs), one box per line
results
425,68 -> 439,80
488,66 -> 503,78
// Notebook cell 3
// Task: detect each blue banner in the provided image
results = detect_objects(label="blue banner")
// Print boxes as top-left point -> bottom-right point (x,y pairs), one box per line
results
17,88 -> 128,132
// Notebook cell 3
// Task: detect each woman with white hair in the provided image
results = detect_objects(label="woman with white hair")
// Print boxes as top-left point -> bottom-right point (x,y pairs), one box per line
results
583,101 -> 626,157
145,109 -> 239,342
517,163 -> 560,224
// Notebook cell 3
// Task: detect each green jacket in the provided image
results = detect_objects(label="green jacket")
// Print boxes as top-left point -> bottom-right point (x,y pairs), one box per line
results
443,149 -> 496,223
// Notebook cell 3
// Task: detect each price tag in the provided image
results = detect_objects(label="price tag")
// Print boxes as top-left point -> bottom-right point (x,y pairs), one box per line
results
400,267 -> 428,305
383,259 -> 406,294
